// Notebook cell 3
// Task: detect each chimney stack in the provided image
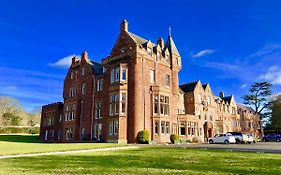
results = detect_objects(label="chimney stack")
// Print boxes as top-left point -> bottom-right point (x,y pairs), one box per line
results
219,91 -> 224,98
157,37 -> 164,48
120,19 -> 128,32
81,51 -> 88,60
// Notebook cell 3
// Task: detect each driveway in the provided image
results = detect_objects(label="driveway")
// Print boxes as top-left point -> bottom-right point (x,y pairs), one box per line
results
177,142 -> 281,153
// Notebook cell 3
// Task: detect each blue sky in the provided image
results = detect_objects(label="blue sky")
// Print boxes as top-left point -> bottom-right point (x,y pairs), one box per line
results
0,0 -> 281,111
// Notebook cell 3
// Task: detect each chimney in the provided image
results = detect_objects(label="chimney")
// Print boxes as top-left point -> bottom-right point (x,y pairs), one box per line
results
157,37 -> 164,48
72,56 -> 79,64
120,19 -> 128,32
81,51 -> 88,60
219,91 -> 224,98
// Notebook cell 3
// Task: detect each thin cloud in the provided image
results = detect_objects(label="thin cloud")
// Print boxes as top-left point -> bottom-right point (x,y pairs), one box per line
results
250,44 -> 281,57
191,49 -> 215,58
204,61 -> 239,71
240,84 -> 247,89
49,54 -> 79,69
259,66 -> 281,85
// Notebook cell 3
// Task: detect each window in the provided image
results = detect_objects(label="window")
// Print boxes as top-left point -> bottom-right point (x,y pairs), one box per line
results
154,95 -> 158,114
180,122 -> 186,136
166,122 -> 170,134
94,123 -> 102,140
65,127 -> 73,140
172,123 -> 177,134
81,83 -> 86,95
165,74 -> 170,86
65,104 -> 75,121
95,100 -> 102,119
161,121 -> 165,134
69,87 -> 76,98
109,121 -> 113,135
210,115 -> 213,121
81,67 -> 85,76
121,93 -> 126,114
114,120 -> 118,135
154,121 -> 159,135
110,69 -> 115,83
150,70 -> 155,83
115,94 -> 119,114
97,79 -> 103,91
121,66 -> 127,81
160,95 -> 169,115
160,95 -> 164,115
116,67 -> 120,82
109,95 -> 114,115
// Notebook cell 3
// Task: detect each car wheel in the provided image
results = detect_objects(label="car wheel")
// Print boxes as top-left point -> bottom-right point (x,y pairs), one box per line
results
209,140 -> 214,144
236,139 -> 240,144
224,140 -> 229,144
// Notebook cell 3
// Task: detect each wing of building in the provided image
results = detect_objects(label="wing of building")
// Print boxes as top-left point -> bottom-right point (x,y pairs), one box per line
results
40,20 -> 263,143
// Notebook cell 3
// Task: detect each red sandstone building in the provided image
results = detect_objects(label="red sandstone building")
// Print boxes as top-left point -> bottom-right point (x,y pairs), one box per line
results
40,20 -> 263,143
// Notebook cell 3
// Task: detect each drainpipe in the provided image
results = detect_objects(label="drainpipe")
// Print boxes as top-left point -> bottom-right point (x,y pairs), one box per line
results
90,75 -> 96,140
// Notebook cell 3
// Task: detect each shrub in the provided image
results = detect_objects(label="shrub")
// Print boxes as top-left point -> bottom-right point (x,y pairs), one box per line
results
137,130 -> 150,144
170,134 -> 179,144
192,137 -> 199,143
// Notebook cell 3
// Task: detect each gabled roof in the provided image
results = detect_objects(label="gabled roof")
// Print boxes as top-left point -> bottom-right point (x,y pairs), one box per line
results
222,96 -> 232,103
237,103 -> 255,113
127,31 -> 149,45
202,84 -> 208,90
90,61 -> 103,75
179,81 -> 199,93
164,35 -> 180,57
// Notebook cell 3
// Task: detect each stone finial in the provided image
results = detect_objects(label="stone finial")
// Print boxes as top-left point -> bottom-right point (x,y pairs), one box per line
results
121,19 -> 128,32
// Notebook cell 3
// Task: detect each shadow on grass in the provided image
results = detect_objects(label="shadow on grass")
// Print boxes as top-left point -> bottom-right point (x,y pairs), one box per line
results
2,148 -> 281,175
0,135 -> 40,143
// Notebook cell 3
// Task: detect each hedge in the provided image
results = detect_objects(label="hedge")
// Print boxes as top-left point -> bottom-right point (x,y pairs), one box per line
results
0,126 -> 40,134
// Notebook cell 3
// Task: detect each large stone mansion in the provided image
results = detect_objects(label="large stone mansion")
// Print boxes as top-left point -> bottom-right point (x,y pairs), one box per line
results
40,20 -> 263,143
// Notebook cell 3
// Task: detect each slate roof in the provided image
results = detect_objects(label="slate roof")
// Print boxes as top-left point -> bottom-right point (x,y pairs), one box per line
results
164,35 -> 180,57
90,61 -> 103,75
237,103 -> 255,113
179,81 -> 199,93
222,96 -> 232,103
202,84 -> 208,90
127,32 -> 150,45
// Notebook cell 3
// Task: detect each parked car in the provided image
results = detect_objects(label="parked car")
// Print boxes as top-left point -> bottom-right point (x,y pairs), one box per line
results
263,134 -> 281,142
227,132 -> 248,144
247,135 -> 254,144
208,134 -> 236,144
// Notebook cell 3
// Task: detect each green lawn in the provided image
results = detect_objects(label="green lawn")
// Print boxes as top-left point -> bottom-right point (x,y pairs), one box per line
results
1,147 -> 281,175
0,135 -> 126,156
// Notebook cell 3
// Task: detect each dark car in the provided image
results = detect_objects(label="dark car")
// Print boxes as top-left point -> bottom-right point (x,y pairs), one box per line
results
263,134 -> 281,142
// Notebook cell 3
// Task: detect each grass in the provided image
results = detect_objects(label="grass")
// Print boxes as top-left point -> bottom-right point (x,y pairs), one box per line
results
0,134 -> 126,156
0,147 -> 281,174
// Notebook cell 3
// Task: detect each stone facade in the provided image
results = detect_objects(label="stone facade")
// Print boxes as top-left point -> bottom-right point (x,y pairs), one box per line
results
40,20 -> 263,143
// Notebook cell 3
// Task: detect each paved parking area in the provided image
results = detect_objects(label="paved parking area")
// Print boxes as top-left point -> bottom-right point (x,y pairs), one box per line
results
177,142 -> 281,153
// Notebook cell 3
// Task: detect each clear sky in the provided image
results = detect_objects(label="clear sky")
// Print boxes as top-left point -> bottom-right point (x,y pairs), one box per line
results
0,0 -> 281,111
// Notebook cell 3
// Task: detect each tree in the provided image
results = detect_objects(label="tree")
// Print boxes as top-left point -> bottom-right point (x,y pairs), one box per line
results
242,82 -> 272,116
2,112 -> 22,126
269,94 -> 281,131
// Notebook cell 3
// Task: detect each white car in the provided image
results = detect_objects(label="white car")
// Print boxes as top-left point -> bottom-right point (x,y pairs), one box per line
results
208,134 -> 236,144
247,135 -> 254,144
